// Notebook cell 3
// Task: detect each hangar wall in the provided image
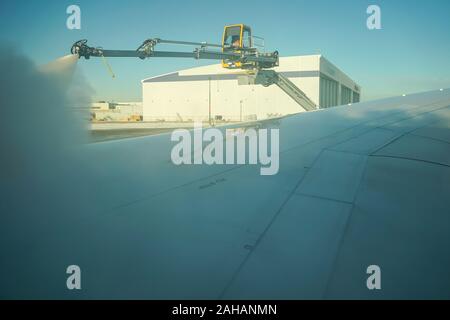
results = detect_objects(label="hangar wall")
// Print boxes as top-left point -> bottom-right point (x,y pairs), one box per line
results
142,55 -> 360,122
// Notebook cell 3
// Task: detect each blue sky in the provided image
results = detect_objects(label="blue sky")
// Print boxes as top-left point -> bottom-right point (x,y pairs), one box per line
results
1,0 -> 449,101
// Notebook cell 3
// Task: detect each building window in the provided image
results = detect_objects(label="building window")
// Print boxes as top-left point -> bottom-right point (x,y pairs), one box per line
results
341,85 -> 352,105
320,76 -> 338,108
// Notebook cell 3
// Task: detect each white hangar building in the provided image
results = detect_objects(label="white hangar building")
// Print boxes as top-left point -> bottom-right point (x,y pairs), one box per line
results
141,55 -> 361,122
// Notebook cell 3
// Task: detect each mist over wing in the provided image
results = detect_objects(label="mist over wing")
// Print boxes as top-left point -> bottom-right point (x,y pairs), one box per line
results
0,46 -> 95,298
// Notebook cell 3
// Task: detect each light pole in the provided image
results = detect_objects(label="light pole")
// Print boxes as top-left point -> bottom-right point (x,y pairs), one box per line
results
240,99 -> 243,122
208,77 -> 212,126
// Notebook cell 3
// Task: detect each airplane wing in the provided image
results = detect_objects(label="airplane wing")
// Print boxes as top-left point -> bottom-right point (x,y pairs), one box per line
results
1,88 -> 449,299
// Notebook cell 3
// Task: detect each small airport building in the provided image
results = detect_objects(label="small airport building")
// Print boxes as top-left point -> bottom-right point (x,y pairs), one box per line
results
141,55 -> 361,122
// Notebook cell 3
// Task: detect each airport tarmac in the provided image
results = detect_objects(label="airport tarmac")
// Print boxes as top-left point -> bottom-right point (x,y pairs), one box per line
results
89,121 -> 237,142
89,127 -> 185,142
